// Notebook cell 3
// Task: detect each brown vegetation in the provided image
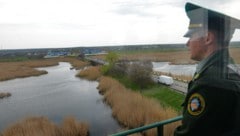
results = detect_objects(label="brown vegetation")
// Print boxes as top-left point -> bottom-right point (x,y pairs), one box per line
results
229,48 -> 240,64
0,92 -> 11,99
0,62 -> 48,81
92,47 -> 240,64
119,47 -> 240,64
0,57 -> 89,81
55,57 -> 89,69
120,50 -> 195,64
97,76 -> 180,136
76,66 -> 101,81
1,116 -> 89,136
90,50 -> 195,64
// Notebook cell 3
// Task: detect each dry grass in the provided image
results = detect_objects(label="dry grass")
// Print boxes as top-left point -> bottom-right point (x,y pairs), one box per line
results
118,48 -> 240,64
59,117 -> 89,136
76,66 -> 102,81
0,92 -> 11,99
0,62 -> 48,81
1,116 -> 89,136
0,57 -> 89,81
89,50 -> 195,64
89,47 -> 240,64
119,50 -> 195,64
97,76 -> 180,136
230,48 -> 240,64
54,57 -> 89,69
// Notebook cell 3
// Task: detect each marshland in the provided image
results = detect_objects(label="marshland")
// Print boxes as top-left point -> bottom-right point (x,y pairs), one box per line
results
0,46 -> 240,136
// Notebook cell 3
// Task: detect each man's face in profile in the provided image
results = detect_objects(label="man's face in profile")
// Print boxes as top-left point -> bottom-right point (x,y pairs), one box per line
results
186,31 -> 207,61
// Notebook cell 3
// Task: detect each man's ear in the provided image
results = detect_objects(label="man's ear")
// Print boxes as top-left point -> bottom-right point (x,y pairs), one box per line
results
205,31 -> 215,45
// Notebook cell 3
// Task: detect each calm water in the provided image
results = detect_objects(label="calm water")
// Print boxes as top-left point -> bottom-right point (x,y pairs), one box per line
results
152,62 -> 197,76
0,62 -> 121,136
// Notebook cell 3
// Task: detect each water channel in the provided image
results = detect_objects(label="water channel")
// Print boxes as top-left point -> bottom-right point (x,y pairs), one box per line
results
0,62 -> 121,136
152,62 -> 197,76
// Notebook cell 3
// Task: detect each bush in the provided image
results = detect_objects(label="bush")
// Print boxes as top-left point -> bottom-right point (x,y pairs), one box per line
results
127,61 -> 154,89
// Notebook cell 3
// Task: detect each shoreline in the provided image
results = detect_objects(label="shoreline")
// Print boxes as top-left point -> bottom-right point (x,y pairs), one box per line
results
0,57 -> 89,82
0,92 -> 11,99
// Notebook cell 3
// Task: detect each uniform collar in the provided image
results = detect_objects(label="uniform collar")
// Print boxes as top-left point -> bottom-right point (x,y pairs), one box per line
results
196,51 -> 217,73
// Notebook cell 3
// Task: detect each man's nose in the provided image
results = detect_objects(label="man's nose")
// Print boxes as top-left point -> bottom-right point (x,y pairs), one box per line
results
186,40 -> 190,47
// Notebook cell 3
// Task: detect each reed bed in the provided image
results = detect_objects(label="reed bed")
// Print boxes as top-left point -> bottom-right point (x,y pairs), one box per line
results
78,48 -> 240,65
55,57 -> 89,69
119,50 -> 195,64
0,57 -> 89,81
1,116 -> 89,136
120,48 -> 240,64
0,62 -> 48,81
97,76 -> 180,136
230,48 -> 240,64
76,66 -> 101,81
21,59 -> 59,68
0,92 -> 11,99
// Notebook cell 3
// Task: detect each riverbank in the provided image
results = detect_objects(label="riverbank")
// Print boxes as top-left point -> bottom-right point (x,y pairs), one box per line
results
0,92 -> 11,99
77,66 -> 181,136
0,57 -> 91,136
91,47 -> 240,64
0,57 -> 182,135
1,116 -> 89,136
0,57 -> 89,81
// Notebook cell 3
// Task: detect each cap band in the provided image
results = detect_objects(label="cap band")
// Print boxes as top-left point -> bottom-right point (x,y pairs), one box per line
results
189,23 -> 203,29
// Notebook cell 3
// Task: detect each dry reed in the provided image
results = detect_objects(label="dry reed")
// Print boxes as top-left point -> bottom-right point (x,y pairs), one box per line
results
1,116 -> 89,136
0,62 -> 48,81
0,92 -> 11,99
118,47 -> 240,64
76,66 -> 101,81
119,50 -> 195,64
55,57 -> 89,69
230,48 -> 240,64
118,48 -> 240,64
0,57 -> 89,81
97,76 -> 180,136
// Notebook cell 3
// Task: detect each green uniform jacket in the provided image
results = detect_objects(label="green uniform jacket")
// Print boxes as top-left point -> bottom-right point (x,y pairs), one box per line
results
174,50 -> 240,136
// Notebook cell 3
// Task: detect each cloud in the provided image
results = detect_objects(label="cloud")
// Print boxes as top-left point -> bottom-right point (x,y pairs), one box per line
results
0,0 -> 238,49
111,1 -> 184,18
112,2 -> 156,17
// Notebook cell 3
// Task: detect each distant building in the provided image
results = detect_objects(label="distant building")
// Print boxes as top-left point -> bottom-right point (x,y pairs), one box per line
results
44,50 -> 70,58
81,48 -> 107,56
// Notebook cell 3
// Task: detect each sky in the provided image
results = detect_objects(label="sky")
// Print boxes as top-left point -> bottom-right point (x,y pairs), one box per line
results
0,0 -> 240,49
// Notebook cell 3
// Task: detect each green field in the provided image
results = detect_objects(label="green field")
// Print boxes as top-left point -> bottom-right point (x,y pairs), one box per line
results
114,75 -> 185,112
142,85 -> 185,112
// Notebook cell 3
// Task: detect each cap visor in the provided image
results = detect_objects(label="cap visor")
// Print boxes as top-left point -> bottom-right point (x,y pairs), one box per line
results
183,29 -> 195,37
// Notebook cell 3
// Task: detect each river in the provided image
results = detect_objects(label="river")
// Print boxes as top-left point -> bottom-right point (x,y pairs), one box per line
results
0,62 -> 121,136
152,62 -> 197,76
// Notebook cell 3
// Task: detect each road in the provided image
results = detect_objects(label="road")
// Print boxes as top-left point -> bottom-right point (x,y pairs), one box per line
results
152,75 -> 188,94
170,80 -> 188,94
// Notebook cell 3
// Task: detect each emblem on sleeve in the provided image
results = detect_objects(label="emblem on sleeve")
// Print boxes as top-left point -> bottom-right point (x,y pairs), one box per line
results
187,93 -> 205,116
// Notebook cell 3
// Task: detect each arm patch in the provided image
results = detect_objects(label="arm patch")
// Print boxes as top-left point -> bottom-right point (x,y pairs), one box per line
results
187,93 -> 205,116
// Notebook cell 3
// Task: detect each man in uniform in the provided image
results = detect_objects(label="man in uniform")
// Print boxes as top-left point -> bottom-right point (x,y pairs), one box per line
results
174,3 -> 240,136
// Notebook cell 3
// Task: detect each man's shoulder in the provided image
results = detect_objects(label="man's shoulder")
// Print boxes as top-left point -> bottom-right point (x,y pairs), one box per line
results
227,64 -> 240,80
192,74 -> 240,93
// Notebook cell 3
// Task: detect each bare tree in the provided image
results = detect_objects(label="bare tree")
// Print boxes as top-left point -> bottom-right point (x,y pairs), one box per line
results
127,61 -> 154,89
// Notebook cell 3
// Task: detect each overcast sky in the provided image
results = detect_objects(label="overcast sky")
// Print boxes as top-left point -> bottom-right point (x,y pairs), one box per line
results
0,0 -> 240,49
